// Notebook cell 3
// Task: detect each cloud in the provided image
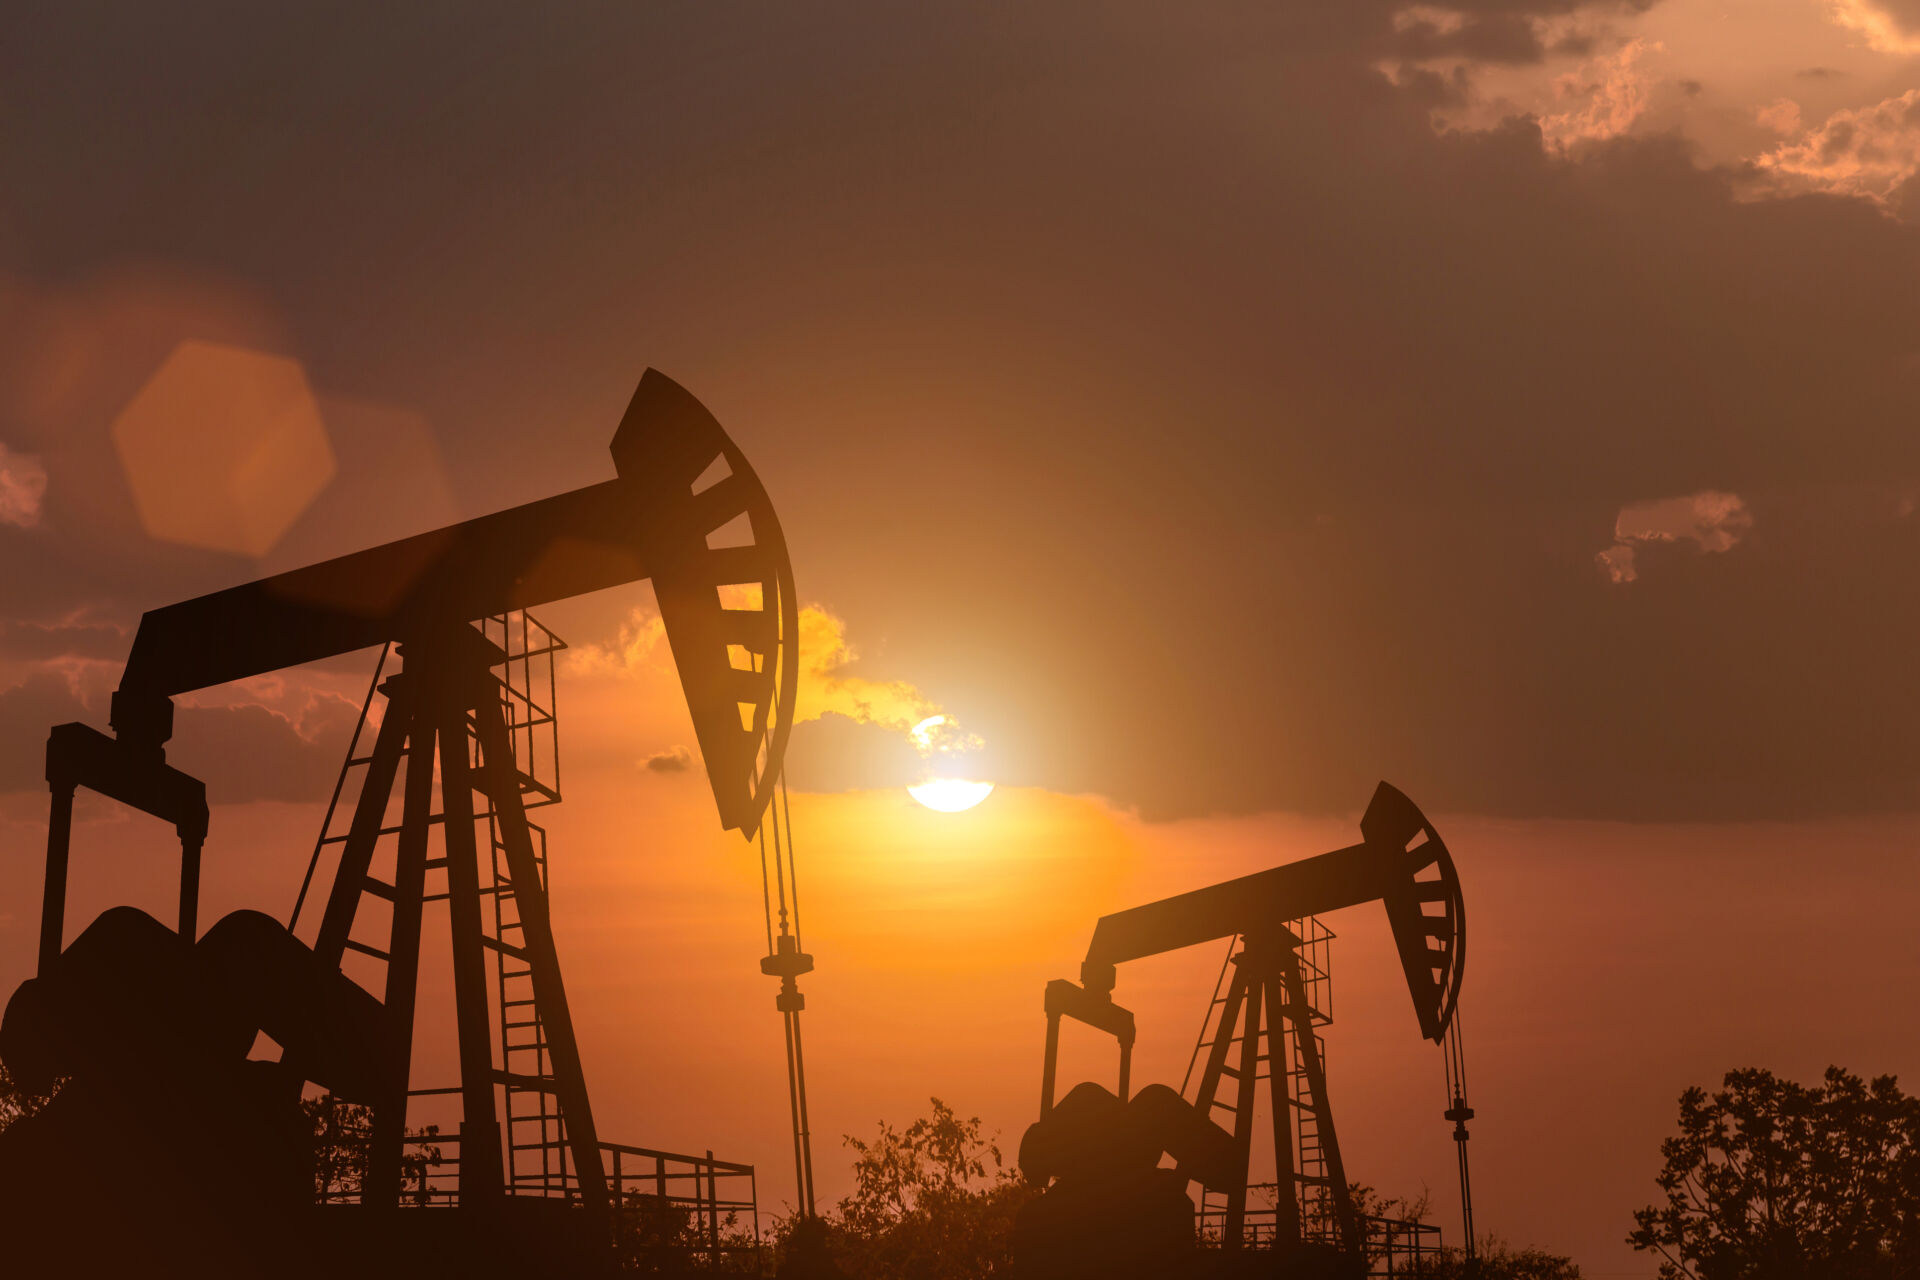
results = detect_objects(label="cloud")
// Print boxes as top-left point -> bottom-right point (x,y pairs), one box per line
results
1538,38 -> 1659,148
0,671 -> 89,789
0,445 -> 47,528
1756,98 -> 1803,136
0,618 -> 127,662
792,606 -> 940,734
1822,0 -> 1920,53
570,600 -> 957,737
566,600 -> 983,784
1596,491 -> 1754,584
1596,542 -> 1639,585
167,696 -> 357,804
643,745 -> 692,773
1390,8 -> 1549,65
1753,89 -> 1920,204
0,663 -> 357,804
567,607 -> 666,675
786,607 -> 993,783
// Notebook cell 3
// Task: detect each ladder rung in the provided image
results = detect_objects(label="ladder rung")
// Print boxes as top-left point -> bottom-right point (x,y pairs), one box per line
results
343,938 -> 390,961
361,878 -> 397,901
495,1070 -> 557,1090
485,937 -> 530,961
504,1019 -> 540,1030
325,818 -> 449,846
502,997 -> 537,1008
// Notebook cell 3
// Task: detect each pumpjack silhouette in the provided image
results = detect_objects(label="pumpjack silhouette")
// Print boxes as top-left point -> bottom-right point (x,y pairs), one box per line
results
0,371 -> 807,1277
1013,782 -> 1468,1279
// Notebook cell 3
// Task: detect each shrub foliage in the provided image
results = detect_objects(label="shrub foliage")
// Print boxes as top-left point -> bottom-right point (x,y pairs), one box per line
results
1630,1066 -> 1920,1280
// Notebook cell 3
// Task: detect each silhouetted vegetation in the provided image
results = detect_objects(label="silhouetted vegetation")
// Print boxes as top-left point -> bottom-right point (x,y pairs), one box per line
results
773,1101 -> 1585,1279
7,1076 -> 1595,1278
1631,1066 -> 1920,1279
302,1093 -> 444,1204
616,1192 -> 760,1275
1331,1187 -> 1579,1277
1412,1237 -> 1582,1278
0,1061 -> 55,1133
777,1097 -> 1036,1278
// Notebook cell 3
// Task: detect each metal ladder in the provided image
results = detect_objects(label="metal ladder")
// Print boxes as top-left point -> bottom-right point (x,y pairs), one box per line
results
1286,1005 -> 1336,1241
489,802 -> 569,1195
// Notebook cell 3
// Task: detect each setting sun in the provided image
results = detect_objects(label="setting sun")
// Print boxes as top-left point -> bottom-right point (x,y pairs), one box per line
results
906,778 -> 995,812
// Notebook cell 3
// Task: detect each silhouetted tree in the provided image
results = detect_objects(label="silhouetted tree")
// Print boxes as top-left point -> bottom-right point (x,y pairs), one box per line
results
793,1097 -> 1037,1280
1630,1066 -> 1920,1279
302,1093 -> 445,1205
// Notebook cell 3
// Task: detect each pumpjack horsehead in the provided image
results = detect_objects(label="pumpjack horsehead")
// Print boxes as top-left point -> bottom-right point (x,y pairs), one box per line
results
0,372 -> 803,1278
1015,782 -> 1469,1279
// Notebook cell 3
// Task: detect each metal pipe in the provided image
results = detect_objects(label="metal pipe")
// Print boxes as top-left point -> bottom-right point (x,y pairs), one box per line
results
37,783 -> 74,976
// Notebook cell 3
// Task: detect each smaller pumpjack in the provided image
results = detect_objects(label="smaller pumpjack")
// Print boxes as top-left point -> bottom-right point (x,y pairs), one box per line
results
1013,782 -> 1465,1279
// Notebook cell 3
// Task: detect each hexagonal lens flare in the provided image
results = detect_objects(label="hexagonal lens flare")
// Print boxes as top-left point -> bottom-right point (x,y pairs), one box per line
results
111,340 -> 335,557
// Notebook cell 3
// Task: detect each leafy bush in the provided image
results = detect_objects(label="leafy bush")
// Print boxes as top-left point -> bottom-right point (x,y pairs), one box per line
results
780,1097 -> 1038,1280
1631,1066 -> 1920,1280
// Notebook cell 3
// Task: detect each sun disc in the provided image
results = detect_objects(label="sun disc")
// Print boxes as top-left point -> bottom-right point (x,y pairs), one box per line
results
908,778 -> 994,813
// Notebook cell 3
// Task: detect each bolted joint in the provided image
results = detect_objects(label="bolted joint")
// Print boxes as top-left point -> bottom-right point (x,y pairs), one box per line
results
1446,1092 -> 1474,1140
1078,959 -> 1118,996
109,690 -> 174,753
760,932 -> 814,980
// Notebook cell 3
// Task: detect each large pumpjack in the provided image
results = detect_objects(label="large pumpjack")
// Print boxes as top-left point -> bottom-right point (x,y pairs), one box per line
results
1014,782 -> 1466,1279
0,371 -> 800,1277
